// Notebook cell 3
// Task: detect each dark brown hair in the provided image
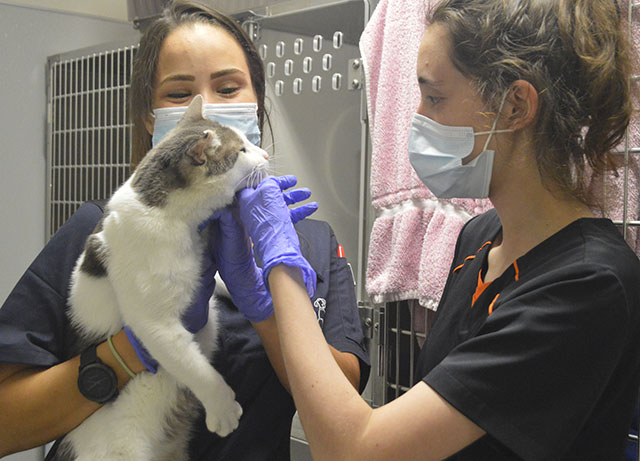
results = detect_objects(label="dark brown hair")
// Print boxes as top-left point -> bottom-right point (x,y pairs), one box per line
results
129,0 -> 268,171
429,0 -> 635,205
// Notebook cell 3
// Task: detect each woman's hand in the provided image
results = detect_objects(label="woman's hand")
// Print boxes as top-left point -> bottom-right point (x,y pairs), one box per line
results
236,175 -> 318,297
210,208 -> 274,322
211,176 -> 318,322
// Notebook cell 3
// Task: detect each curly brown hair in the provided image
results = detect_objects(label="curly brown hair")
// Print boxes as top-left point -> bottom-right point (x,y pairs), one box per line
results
129,0 -> 268,172
429,0 -> 635,205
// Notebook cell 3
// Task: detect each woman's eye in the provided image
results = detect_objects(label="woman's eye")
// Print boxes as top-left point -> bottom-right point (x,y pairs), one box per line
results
426,95 -> 442,105
167,92 -> 190,100
219,86 -> 240,96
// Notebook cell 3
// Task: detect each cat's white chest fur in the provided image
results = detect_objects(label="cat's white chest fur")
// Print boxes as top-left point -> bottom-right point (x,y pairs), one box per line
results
63,183 -> 242,460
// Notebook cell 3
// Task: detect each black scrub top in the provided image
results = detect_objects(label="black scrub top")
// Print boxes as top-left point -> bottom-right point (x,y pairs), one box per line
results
416,209 -> 640,460
0,201 -> 370,461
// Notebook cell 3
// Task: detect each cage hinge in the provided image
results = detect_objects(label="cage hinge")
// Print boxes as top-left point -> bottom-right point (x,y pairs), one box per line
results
241,16 -> 262,42
358,302 -> 375,339
358,301 -> 380,343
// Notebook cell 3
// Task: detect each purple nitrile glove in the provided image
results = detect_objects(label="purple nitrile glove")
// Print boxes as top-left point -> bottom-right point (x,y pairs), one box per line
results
282,187 -> 318,224
210,208 -> 274,322
236,175 -> 317,298
210,189 -> 316,322
182,251 -> 217,333
124,223 -> 218,373
123,326 -> 158,373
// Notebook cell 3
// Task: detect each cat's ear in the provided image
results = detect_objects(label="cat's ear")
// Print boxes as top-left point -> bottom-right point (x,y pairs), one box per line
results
181,94 -> 205,123
187,129 -> 221,166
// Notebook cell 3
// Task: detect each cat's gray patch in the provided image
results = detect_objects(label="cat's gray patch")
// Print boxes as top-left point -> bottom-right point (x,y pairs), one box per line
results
132,120 -> 245,208
204,125 -> 241,177
46,438 -> 76,461
79,234 -> 109,277
132,140 -> 189,208
206,150 -> 239,177
162,387 -> 200,441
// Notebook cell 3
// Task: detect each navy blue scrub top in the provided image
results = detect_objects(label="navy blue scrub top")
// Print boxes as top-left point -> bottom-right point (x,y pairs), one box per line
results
0,201 -> 370,460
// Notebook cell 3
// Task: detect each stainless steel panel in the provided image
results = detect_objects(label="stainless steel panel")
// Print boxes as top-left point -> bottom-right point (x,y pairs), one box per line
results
255,0 -> 369,290
248,4 -> 373,456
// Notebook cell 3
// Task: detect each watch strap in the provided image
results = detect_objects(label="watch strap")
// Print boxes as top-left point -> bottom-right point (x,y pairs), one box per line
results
80,343 -> 99,369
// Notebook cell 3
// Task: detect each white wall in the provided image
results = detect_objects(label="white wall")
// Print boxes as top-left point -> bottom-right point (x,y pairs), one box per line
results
0,0 -> 128,21
0,3 -> 138,460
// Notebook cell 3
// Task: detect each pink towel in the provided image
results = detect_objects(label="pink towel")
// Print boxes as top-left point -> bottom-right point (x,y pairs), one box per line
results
360,0 -> 492,310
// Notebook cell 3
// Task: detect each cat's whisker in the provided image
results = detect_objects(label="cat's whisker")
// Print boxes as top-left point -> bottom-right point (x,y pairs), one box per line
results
233,175 -> 251,192
261,142 -> 275,152
234,166 -> 267,191
265,166 -> 285,177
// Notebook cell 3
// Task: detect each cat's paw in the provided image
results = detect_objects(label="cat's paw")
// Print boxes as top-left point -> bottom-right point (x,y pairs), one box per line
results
204,390 -> 243,437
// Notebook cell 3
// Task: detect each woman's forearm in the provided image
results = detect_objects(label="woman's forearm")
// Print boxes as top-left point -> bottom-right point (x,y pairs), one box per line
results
0,330 -> 142,457
252,315 -> 291,390
252,307 -> 361,394
268,264 -> 372,460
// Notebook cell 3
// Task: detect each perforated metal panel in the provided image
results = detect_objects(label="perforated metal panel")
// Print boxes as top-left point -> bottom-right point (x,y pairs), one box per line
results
252,0 -> 371,286
46,44 -> 137,239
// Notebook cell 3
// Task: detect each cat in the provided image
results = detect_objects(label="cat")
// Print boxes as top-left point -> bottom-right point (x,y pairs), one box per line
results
53,95 -> 269,460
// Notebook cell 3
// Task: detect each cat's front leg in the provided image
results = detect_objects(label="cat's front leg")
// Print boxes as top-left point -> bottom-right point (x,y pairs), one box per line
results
123,311 -> 242,436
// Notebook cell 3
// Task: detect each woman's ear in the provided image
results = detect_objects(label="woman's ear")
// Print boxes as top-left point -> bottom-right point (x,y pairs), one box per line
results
144,113 -> 154,136
506,80 -> 538,130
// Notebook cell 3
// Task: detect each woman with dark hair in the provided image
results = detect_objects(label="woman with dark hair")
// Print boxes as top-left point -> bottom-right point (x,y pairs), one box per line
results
0,1 -> 369,459
225,0 -> 640,459
129,0 -> 269,171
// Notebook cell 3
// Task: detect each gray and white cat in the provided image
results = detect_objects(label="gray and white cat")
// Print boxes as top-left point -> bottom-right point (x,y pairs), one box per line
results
55,95 -> 269,460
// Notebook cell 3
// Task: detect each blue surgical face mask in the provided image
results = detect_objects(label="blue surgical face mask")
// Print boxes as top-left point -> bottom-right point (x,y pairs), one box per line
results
151,102 -> 261,147
408,92 -> 512,199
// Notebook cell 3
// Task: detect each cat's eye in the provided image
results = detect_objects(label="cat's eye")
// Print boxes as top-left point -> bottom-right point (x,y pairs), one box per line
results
240,147 -> 247,153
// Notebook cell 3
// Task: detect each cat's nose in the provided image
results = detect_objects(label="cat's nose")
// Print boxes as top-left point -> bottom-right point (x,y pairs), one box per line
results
262,151 -> 269,160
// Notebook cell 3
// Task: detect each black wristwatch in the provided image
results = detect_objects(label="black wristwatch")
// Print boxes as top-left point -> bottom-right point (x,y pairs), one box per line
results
77,344 -> 119,404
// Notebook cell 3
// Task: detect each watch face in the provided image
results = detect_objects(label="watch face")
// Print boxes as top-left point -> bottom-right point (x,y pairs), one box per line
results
78,363 -> 118,403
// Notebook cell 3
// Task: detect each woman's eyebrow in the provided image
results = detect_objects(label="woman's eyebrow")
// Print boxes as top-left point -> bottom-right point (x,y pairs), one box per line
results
418,75 -> 444,88
159,74 -> 194,85
158,68 -> 244,85
210,68 -> 244,79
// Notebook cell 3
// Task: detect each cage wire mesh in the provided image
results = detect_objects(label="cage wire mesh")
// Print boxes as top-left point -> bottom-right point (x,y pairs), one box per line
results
46,45 -> 136,239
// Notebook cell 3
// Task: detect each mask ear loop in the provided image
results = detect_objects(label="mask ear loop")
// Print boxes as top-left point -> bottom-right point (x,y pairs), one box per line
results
476,89 -> 513,151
